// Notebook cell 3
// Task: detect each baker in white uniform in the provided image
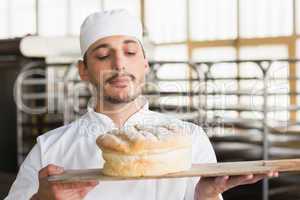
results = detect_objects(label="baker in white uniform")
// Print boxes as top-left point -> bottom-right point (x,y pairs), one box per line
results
5,9 -> 278,200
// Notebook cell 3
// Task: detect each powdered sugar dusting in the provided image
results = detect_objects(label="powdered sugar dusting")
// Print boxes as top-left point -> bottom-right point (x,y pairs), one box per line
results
107,124 -> 187,141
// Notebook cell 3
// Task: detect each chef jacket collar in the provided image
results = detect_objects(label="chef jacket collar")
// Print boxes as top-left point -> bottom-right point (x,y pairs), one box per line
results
86,96 -> 149,128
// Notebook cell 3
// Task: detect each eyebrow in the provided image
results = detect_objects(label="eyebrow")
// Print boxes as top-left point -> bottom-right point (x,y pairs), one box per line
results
123,39 -> 139,45
91,44 -> 110,53
91,39 -> 139,53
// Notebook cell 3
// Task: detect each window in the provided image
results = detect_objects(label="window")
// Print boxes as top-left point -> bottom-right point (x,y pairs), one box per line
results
145,0 -> 187,43
192,47 -> 236,61
0,0 -> 36,38
0,0 -> 8,38
240,45 -> 289,121
239,45 -> 288,60
69,0 -> 102,35
190,0 -> 237,40
240,0 -> 293,37
192,47 -> 237,118
296,0 -> 300,34
103,0 -> 140,18
39,0 -> 68,36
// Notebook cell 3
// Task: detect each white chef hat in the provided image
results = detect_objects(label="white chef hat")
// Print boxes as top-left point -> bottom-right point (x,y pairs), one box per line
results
80,9 -> 143,57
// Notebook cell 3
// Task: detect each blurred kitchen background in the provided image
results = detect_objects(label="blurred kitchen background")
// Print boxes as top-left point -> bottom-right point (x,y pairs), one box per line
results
1,0 -> 300,199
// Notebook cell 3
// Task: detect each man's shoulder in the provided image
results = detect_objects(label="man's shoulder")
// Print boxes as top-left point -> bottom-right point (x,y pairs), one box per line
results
36,113 -> 90,147
37,123 -> 71,140
36,122 -> 74,150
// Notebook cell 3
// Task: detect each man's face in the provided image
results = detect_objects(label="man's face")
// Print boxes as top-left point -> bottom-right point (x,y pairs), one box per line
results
78,35 -> 149,104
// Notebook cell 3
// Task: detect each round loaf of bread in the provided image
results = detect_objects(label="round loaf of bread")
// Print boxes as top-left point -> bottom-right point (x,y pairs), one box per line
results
96,124 -> 192,177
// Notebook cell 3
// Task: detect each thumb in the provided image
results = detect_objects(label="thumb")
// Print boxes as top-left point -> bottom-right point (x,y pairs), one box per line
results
39,164 -> 64,178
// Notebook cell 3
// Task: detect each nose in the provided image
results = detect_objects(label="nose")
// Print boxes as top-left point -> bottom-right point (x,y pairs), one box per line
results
112,51 -> 125,71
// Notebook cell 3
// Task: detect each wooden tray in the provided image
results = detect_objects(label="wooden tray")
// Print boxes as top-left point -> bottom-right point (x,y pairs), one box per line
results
48,159 -> 300,183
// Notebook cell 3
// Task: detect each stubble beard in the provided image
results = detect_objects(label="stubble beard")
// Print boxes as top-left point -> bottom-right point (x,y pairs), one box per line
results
103,87 -> 141,104
97,80 -> 143,105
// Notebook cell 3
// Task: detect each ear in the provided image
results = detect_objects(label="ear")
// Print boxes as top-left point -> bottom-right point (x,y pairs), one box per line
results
144,58 -> 150,74
77,60 -> 90,81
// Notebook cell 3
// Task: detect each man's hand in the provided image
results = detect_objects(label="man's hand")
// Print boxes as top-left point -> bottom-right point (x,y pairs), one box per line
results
194,171 -> 279,200
31,164 -> 99,200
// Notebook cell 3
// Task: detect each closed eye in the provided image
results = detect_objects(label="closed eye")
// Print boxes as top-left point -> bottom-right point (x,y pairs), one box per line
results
97,55 -> 110,60
126,51 -> 136,56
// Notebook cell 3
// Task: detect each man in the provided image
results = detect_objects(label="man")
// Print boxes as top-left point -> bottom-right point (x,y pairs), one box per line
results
5,9 -> 277,200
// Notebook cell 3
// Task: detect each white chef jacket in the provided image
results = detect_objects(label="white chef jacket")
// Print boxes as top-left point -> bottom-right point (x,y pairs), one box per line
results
5,101 -> 218,200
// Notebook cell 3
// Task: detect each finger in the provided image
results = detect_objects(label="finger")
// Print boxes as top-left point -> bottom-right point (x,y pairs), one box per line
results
57,182 -> 98,199
56,181 -> 99,190
267,171 -> 274,177
230,173 -> 275,187
226,175 -> 254,189
242,171 -> 279,185
268,171 -> 279,178
214,176 -> 229,186
58,189 -> 82,199
241,174 -> 266,185
78,185 -> 98,198
213,176 -> 229,193
39,164 -> 64,178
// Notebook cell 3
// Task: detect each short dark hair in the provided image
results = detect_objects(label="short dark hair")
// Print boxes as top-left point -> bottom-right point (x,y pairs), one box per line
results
83,52 -> 88,67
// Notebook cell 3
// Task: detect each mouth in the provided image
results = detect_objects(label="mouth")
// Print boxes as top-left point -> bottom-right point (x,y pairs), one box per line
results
107,76 -> 131,88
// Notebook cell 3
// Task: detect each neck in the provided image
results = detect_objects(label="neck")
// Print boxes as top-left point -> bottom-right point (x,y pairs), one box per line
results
95,96 -> 145,128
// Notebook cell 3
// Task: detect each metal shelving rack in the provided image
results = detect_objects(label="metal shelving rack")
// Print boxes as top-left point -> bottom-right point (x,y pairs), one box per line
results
14,59 -> 300,199
192,59 -> 300,200
15,61 -> 70,165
